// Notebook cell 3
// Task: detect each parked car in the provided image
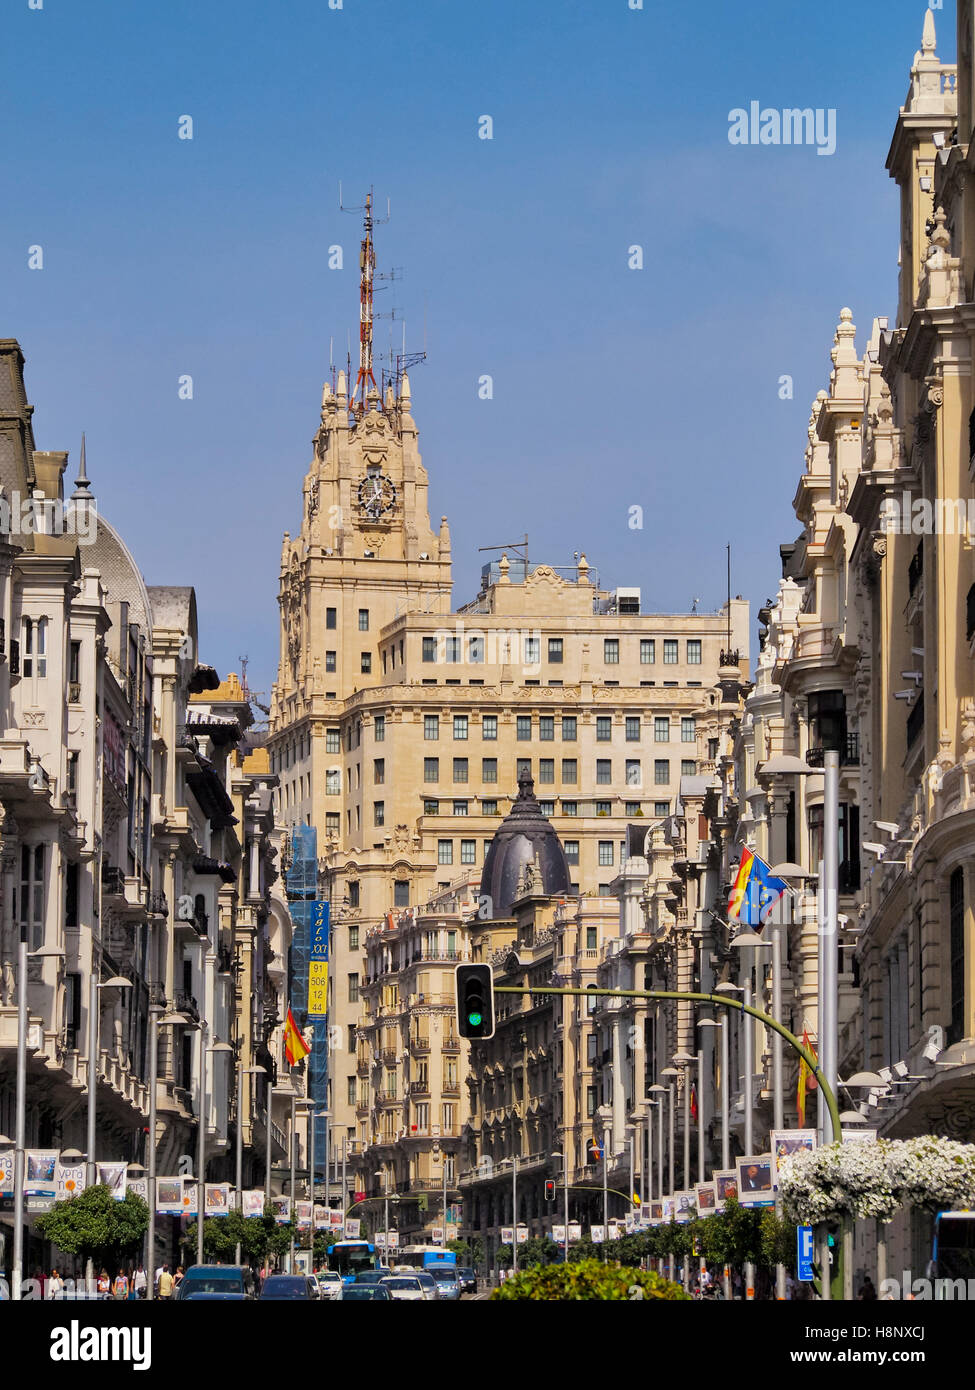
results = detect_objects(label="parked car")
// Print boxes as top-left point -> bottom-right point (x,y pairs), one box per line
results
455,1267 -> 477,1295
380,1275 -> 426,1302
341,1284 -> 392,1301
176,1265 -> 254,1301
429,1266 -> 462,1301
259,1275 -> 319,1300
315,1270 -> 344,1301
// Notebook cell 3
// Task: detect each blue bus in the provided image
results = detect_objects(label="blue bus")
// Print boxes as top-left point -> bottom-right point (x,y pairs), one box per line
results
327,1240 -> 378,1285
396,1244 -> 457,1272
929,1211 -> 975,1291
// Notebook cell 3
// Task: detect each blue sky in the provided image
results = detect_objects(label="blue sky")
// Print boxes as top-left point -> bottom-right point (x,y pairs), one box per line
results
3,0 -> 953,698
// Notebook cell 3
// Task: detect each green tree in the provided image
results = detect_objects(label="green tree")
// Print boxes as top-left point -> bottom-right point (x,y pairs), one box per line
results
447,1237 -> 485,1269
492,1259 -> 688,1301
36,1186 -> 149,1271
184,1204 -> 294,1265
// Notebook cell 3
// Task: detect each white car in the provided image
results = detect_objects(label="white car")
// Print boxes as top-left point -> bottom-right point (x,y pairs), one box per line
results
414,1270 -> 439,1301
315,1271 -> 344,1301
381,1275 -> 426,1302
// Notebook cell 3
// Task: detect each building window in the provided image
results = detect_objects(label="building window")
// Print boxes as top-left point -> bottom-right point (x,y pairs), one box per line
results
548,638 -> 563,663
423,799 -> 439,814
516,757 -> 532,781
564,840 -> 580,864
654,760 -> 670,785
394,880 -> 410,907
422,636 -> 437,663
562,801 -> 578,816
453,715 -> 468,740
681,716 -> 696,743
663,640 -> 678,665
325,650 -> 337,672
625,759 -> 641,788
687,639 -> 702,665
424,758 -> 439,783
358,609 -> 369,631
325,607 -> 337,630
536,758 -> 554,784
640,639 -> 655,665
347,1076 -> 357,1106
325,769 -> 341,795
482,799 -> 498,815
361,652 -> 371,674
654,716 -> 670,742
348,974 -> 360,1003
625,717 -> 640,742
325,812 -> 340,836
654,801 -> 669,816
424,716 -> 439,740
539,715 -> 555,741
596,759 -> 612,785
482,715 -> 497,741
19,844 -> 45,951
453,758 -> 468,783
586,926 -> 598,951
562,758 -> 578,784
539,800 -> 555,816
374,758 -> 385,784
468,635 -> 484,663
604,639 -> 619,664
373,801 -> 384,826
596,717 -> 612,742
517,716 -> 532,741
595,800 -> 611,816
349,925 -> 359,950
68,640 -> 81,699
482,758 -> 498,783
598,841 -> 614,867
445,636 -> 461,663
438,840 -> 453,865
681,759 -> 696,777
326,728 -> 341,753
461,840 -> 476,865
374,715 -> 385,743
524,636 -> 540,665
453,800 -> 468,816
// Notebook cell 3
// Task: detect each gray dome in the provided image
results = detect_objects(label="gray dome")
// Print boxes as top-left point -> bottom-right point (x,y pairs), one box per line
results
479,773 -> 571,918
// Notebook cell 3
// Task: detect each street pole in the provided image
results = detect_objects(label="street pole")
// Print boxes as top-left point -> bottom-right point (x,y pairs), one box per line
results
602,1124 -> 608,1260
667,1083 -> 675,1197
682,1068 -> 691,1192
85,947 -> 99,1290
12,923 -> 27,1302
697,1047 -> 705,1185
563,1151 -> 569,1264
341,1134 -> 347,1227
235,1059 -> 244,1266
442,1150 -> 448,1246
511,1154 -> 518,1274
197,1022 -> 208,1268
308,1107 -> 316,1269
645,1105 -> 653,1204
289,1096 -> 296,1273
146,1003 -> 159,1300
720,1018 -> 730,1170
264,1088 -> 273,1206
628,1131 -> 634,1222
384,1171 -> 390,1264
820,750 -> 840,1302
743,973 -> 755,1301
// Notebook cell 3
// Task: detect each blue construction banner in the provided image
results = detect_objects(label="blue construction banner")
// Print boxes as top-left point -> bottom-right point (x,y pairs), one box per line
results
284,827 -> 329,1188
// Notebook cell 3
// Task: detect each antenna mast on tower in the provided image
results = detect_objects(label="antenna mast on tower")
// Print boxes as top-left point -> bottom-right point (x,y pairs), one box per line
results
340,187 -> 390,417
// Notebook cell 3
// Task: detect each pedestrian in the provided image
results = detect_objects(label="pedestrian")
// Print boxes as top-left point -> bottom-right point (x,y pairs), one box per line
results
96,1269 -> 110,1296
133,1264 -> 147,1300
112,1268 -> 129,1301
47,1268 -> 64,1300
156,1264 -> 174,1300
858,1276 -> 877,1301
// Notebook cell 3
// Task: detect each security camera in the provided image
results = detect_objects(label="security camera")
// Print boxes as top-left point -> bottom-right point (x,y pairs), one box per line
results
893,1060 -> 909,1078
875,821 -> 900,836
878,1067 -> 892,1084
922,1026 -> 944,1064
862,842 -> 887,858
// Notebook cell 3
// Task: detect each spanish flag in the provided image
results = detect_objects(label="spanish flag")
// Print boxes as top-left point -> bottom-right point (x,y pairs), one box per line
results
284,1007 -> 310,1066
796,1029 -> 818,1125
727,848 -> 788,926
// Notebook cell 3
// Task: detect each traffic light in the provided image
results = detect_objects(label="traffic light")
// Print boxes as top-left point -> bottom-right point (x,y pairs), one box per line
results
544,1180 -> 556,1202
455,963 -> 495,1039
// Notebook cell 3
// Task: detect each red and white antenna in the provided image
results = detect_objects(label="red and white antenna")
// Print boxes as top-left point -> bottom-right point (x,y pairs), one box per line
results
340,186 -> 390,417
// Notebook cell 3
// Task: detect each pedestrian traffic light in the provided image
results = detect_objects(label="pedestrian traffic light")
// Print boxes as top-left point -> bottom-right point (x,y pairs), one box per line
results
544,1180 -> 556,1202
455,963 -> 495,1039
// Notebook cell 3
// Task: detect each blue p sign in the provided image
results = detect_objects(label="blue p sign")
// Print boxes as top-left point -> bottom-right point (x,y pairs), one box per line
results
797,1225 -> 814,1282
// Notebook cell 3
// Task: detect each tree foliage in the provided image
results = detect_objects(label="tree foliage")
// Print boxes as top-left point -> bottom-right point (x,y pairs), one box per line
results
491,1259 -> 688,1301
36,1186 -> 149,1264
184,1204 -> 293,1263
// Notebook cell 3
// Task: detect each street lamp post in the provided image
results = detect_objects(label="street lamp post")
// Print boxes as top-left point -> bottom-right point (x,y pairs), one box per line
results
198,1031 -> 233,1267
697,1018 -> 730,1171
647,1083 -> 666,1208
374,1168 -> 390,1264
551,1150 -> 569,1263
82,961 -> 129,1290
511,1154 -> 518,1274
234,1062 -> 265,1265
148,1009 -> 195,1297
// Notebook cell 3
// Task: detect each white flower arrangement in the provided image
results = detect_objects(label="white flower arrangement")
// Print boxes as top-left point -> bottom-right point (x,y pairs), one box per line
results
778,1136 -> 975,1225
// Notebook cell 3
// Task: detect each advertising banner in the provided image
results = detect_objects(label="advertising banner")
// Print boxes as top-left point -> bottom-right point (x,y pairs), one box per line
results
205,1183 -> 230,1216
127,1176 -> 149,1205
568,1221 -> 582,1242
55,1159 -> 86,1199
271,1196 -> 291,1224
736,1154 -> 776,1206
156,1178 -> 183,1215
591,1225 -> 605,1243
0,1151 -> 14,1196
344,1219 -> 360,1239
695,1182 -> 717,1213
296,1201 -> 312,1229
552,1225 -> 566,1244
182,1180 -> 198,1217
242,1190 -> 264,1218
97,1162 -> 127,1201
24,1150 -> 58,1197
500,1226 -> 513,1245
329,1209 -> 344,1228
771,1128 -> 817,1183
516,1224 -> 528,1245
714,1170 -> 739,1208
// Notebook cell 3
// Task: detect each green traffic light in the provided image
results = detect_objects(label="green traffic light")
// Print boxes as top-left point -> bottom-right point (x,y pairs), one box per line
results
468,1011 -> 482,1027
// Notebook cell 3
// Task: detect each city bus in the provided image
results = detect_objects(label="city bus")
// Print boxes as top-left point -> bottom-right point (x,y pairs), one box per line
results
928,1211 -> 975,1294
394,1244 -> 458,1272
327,1239 -> 378,1285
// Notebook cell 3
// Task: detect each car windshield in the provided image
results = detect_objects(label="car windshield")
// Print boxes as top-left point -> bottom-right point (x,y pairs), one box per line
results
385,1279 -> 419,1289
183,1278 -> 242,1294
344,1287 -> 383,1299
355,1271 -> 384,1283
262,1278 -> 307,1293
432,1270 -> 458,1280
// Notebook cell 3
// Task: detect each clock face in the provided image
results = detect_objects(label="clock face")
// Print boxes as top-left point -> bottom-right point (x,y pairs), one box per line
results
357,470 -> 397,520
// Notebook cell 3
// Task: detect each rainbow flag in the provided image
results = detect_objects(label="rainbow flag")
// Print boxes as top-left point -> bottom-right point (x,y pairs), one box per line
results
727,848 -> 788,925
284,1007 -> 310,1066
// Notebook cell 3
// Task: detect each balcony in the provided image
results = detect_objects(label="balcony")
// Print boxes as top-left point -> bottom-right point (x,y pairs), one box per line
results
174,991 -> 200,1023
411,1036 -> 431,1053
409,1081 -> 430,1096
148,892 -> 168,918
805,733 -> 859,768
442,1035 -> 460,1053
101,865 -> 126,899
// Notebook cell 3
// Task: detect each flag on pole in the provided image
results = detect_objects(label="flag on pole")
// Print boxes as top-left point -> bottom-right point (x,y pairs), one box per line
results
690,1084 -> 698,1124
727,848 -> 788,925
284,1007 -> 310,1065
797,1029 -> 818,1125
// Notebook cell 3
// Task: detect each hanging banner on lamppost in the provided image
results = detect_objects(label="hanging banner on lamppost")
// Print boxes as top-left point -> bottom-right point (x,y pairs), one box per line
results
242,1190 -> 264,1218
182,1180 -> 199,1217
205,1183 -> 230,1216
308,902 -> 329,1017
97,1162 -> 127,1201
55,1159 -> 86,1199
127,1176 -> 149,1205
156,1178 -> 183,1215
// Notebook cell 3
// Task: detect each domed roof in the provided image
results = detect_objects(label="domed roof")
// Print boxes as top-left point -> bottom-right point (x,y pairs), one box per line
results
479,773 -> 571,918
